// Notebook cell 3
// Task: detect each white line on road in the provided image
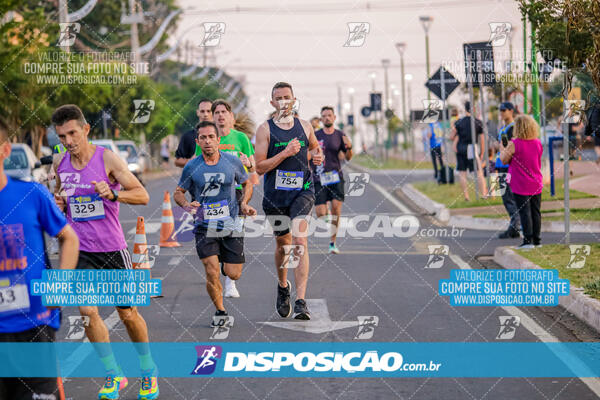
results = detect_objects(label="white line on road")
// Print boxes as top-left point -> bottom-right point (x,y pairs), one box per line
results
127,222 -> 162,235
168,256 -> 182,265
369,180 -> 412,214
449,253 -> 600,396
369,179 -> 600,395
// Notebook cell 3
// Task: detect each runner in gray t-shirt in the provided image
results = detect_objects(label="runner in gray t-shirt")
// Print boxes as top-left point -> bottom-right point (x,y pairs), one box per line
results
174,121 -> 256,326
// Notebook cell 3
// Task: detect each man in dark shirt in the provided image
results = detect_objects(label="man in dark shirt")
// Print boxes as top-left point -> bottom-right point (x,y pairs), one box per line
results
175,99 -> 213,168
494,102 -> 520,239
585,100 -> 600,164
450,101 -> 487,200
312,106 -> 353,254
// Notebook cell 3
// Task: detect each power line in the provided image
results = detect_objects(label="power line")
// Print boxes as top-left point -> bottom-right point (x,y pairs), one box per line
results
225,63 -> 427,70
182,0 -> 504,15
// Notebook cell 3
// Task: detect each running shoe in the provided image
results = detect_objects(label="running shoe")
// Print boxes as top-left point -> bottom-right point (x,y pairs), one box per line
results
98,374 -> 128,399
276,280 -> 292,318
328,243 -> 340,254
138,371 -> 159,400
293,299 -> 311,320
516,241 -> 534,250
224,277 -> 240,298
211,310 -> 228,327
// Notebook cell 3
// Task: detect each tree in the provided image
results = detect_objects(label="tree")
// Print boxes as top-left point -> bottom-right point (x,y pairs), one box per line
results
520,0 -> 600,95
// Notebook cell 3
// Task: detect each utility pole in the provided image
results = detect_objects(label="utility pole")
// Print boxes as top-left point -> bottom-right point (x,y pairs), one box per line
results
58,0 -> 69,52
129,0 -> 141,65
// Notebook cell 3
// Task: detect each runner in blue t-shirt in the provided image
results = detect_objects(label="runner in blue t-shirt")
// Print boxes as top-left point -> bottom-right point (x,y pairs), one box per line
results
0,121 -> 79,400
174,121 -> 256,326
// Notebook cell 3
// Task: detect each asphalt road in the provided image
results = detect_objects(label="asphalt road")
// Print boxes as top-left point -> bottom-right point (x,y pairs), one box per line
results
56,166 -> 600,400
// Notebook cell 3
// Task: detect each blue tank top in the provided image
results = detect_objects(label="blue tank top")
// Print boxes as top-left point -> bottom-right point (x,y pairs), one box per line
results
263,118 -> 314,209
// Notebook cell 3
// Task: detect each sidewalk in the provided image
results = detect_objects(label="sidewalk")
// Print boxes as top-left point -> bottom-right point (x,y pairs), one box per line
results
545,160 -> 600,196
452,197 -> 600,217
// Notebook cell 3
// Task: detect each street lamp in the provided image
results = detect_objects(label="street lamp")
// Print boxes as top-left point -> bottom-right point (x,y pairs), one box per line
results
368,72 -> 377,91
395,42 -> 407,125
419,16 -> 434,100
348,87 -> 356,141
347,87 -> 355,117
381,59 -> 392,158
405,73 -> 414,161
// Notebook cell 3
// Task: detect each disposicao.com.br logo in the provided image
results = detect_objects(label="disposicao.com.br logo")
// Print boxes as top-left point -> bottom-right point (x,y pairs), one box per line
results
193,349 -> 442,375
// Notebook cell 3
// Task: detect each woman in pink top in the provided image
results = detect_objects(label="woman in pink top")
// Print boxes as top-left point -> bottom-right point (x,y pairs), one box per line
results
500,115 -> 543,249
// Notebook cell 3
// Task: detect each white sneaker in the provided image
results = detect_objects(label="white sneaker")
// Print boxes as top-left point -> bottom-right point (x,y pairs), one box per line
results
224,277 -> 240,298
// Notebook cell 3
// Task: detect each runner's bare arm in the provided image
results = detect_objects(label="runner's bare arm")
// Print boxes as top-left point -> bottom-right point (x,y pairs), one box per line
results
98,150 -> 149,205
52,153 -> 66,211
173,186 -> 189,208
173,186 -> 200,212
255,121 -> 294,174
303,120 -> 323,165
175,157 -> 191,168
342,134 -> 353,161
56,224 -> 79,269
241,177 -> 253,203
240,179 -> 257,216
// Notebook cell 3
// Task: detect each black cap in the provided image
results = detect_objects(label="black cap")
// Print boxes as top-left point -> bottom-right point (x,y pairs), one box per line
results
499,102 -> 514,111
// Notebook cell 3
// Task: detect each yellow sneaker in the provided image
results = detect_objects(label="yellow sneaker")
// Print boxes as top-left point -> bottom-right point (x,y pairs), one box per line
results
98,375 -> 128,399
138,375 -> 159,400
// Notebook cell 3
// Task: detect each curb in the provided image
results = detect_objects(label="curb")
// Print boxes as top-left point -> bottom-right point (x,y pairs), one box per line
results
399,184 -> 600,233
347,162 -> 433,176
493,246 -> 600,334
398,183 -> 450,222
448,215 -> 600,233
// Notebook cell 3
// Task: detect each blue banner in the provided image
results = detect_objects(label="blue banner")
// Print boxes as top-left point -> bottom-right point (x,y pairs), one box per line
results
29,269 -> 161,306
0,342 -> 599,378
439,269 -> 569,306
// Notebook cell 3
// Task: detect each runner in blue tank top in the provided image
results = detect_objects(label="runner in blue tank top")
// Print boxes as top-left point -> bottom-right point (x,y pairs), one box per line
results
255,82 -> 324,320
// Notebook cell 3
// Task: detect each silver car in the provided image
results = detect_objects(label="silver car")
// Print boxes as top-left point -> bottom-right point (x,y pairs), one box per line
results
4,143 -> 49,187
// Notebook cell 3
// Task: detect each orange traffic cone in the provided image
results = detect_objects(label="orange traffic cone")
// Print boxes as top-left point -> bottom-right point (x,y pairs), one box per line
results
132,217 -> 150,269
159,191 -> 181,247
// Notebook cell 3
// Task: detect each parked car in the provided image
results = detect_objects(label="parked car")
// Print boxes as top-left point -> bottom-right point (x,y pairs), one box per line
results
115,140 -> 150,172
4,143 -> 49,187
92,139 -> 145,184
91,139 -> 125,159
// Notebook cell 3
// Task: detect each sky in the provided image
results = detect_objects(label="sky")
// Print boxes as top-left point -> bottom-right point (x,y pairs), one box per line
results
173,0 -> 525,126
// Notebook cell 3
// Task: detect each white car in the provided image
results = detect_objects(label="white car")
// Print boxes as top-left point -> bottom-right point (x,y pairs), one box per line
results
91,139 -> 127,161
115,140 -> 150,172
4,143 -> 49,187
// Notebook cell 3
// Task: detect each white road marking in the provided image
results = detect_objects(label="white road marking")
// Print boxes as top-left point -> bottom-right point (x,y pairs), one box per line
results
371,180 -> 600,395
449,253 -> 600,396
127,222 -> 162,235
369,180 -> 412,214
168,256 -> 182,266
260,299 -> 359,334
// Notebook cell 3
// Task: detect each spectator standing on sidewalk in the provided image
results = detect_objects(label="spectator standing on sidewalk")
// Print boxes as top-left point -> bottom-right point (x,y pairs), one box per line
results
585,99 -> 600,165
494,102 -> 520,239
427,122 -> 444,181
450,101 -> 487,201
500,115 -> 543,249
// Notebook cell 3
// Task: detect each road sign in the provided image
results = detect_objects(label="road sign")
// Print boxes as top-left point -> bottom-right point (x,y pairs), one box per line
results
425,66 -> 460,100
347,114 -> 354,126
463,41 -> 496,87
370,92 -> 382,111
361,106 -> 372,117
